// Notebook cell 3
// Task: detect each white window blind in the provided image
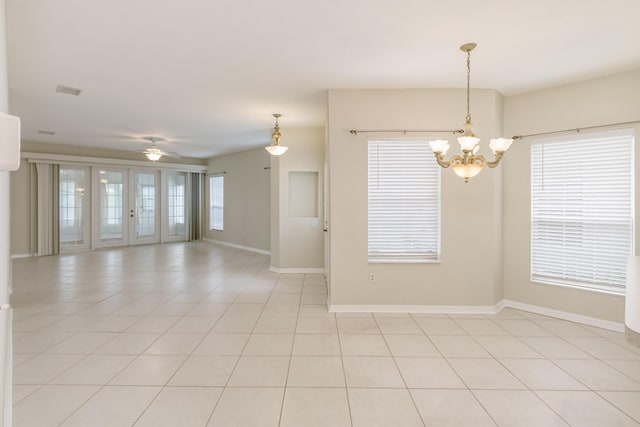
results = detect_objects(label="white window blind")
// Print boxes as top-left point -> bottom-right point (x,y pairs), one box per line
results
368,141 -> 440,261
209,175 -> 224,231
531,129 -> 634,293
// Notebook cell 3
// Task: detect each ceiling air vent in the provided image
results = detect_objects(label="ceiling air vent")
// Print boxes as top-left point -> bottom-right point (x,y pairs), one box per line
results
38,130 -> 55,135
55,85 -> 82,96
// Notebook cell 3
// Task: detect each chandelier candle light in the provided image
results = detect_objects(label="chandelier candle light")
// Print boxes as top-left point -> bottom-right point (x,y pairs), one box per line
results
265,113 -> 288,156
428,43 -> 513,182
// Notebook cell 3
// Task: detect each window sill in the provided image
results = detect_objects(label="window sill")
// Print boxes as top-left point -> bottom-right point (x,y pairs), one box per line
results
368,259 -> 441,264
531,279 -> 625,297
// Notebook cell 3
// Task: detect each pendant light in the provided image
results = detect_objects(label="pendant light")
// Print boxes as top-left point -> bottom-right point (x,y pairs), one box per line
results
265,113 -> 288,156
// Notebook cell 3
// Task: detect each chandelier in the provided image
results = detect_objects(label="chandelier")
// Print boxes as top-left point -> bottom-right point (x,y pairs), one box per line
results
428,43 -> 513,182
265,113 -> 288,156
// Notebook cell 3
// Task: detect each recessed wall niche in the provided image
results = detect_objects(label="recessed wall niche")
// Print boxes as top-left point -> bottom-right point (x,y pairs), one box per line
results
288,171 -> 318,217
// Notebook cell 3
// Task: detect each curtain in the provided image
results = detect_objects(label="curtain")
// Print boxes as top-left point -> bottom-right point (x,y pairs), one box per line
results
35,163 -> 59,256
187,172 -> 203,241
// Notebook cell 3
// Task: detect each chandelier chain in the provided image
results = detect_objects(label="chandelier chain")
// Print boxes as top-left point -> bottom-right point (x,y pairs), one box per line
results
466,49 -> 471,125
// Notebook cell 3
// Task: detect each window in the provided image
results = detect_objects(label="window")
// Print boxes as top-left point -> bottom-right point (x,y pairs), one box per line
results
209,175 -> 224,231
167,172 -> 186,238
368,141 -> 441,262
59,167 -> 89,249
531,129 -> 634,293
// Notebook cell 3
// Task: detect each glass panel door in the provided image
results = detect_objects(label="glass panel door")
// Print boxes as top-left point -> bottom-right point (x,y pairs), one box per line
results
97,169 -> 126,246
166,172 -> 187,241
59,166 -> 90,251
131,171 -> 160,244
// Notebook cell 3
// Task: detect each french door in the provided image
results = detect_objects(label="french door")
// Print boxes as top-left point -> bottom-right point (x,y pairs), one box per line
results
130,170 -> 160,244
59,166 -> 91,251
59,165 -> 191,251
165,171 -> 187,242
95,168 -> 160,247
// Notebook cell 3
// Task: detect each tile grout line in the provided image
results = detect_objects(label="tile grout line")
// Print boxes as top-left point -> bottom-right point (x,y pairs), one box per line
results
410,312 -> 500,426
371,313 -> 426,427
276,272 -> 304,427
335,303 -> 355,427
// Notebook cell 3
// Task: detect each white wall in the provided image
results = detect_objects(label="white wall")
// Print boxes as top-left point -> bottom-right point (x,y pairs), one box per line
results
270,128 -> 325,270
503,69 -> 640,323
205,148 -> 271,252
327,89 -> 505,307
0,0 -> 12,423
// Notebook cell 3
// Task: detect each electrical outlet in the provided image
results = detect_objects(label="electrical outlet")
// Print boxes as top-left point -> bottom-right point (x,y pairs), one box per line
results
369,273 -> 376,281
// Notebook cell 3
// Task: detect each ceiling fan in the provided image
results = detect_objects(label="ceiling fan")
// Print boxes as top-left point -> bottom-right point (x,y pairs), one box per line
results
141,136 -> 181,161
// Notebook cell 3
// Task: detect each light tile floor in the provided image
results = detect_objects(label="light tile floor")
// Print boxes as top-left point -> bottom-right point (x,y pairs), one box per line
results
10,242 -> 640,426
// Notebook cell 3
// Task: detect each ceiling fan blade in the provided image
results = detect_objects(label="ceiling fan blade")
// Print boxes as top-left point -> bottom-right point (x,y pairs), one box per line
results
157,149 -> 182,159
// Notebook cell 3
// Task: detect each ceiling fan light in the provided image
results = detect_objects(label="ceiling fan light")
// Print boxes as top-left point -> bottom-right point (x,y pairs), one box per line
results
265,145 -> 288,156
146,151 -> 162,161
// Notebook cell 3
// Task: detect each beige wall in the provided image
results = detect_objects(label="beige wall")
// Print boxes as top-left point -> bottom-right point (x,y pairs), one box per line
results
327,89 -> 504,307
502,69 -> 640,323
270,128 -> 325,270
205,148 -> 271,252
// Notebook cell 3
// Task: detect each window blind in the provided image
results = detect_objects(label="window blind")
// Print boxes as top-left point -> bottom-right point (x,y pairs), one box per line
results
368,141 -> 440,261
209,175 -> 224,231
531,129 -> 634,292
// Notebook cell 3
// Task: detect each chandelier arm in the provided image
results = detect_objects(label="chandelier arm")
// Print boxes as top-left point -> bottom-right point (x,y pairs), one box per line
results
434,154 -> 451,168
484,152 -> 505,168
434,154 -> 467,168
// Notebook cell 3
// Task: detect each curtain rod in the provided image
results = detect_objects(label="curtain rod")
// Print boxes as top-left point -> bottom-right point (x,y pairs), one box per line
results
349,120 -> 640,139
349,129 -> 463,135
512,120 -> 640,140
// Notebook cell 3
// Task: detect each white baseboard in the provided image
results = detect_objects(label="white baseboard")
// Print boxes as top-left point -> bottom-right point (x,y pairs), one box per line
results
503,299 -> 624,332
270,267 -> 325,274
203,239 -> 270,255
11,253 -> 33,259
329,301 -> 504,315
328,298 -> 623,332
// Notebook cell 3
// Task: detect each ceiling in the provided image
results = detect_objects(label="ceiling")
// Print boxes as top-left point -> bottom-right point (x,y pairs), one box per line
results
6,0 -> 640,159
